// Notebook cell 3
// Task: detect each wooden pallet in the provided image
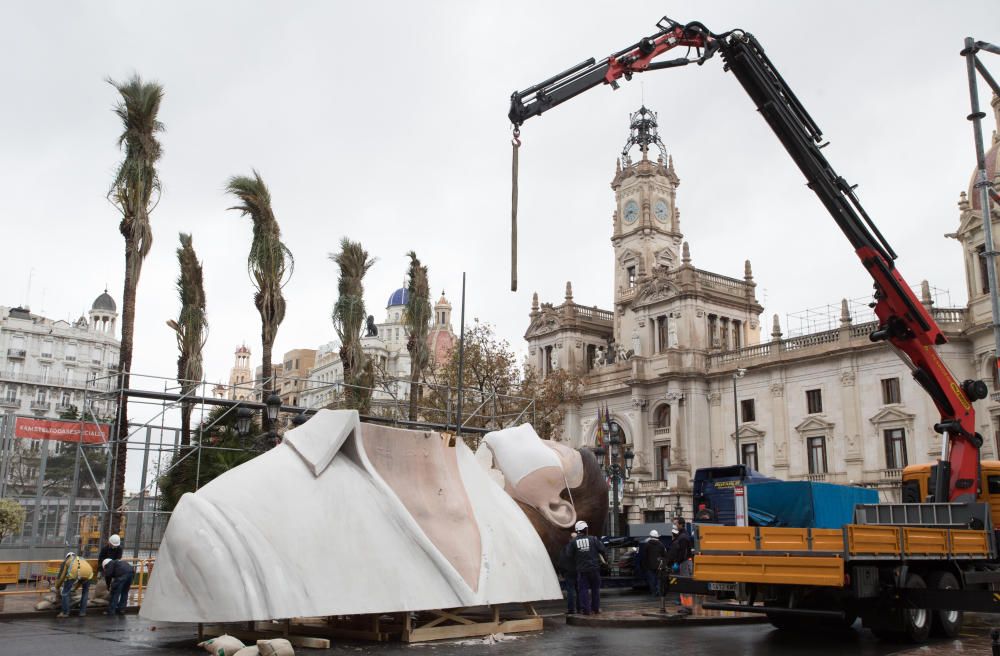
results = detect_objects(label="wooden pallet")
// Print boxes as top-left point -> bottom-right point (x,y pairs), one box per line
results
197,603 -> 543,646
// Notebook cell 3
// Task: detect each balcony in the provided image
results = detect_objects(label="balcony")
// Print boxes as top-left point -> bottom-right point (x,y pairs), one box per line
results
6,348 -> 26,359
55,403 -> 75,413
64,355 -> 77,363
653,426 -> 671,437
879,468 -> 902,481
30,401 -> 51,412
805,472 -> 828,482
39,352 -> 54,361
91,359 -> 102,365
0,398 -> 20,409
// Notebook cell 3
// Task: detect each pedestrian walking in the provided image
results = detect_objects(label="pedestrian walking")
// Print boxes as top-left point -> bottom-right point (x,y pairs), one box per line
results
103,558 -> 134,616
54,552 -> 93,618
569,520 -> 606,616
558,531 -> 579,614
642,529 -> 666,596
97,534 -> 123,588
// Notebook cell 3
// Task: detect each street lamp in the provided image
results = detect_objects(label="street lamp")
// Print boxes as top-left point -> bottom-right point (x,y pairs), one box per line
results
732,368 -> 747,465
265,392 -> 282,424
291,411 -> 309,427
595,422 -> 634,537
235,406 -> 253,437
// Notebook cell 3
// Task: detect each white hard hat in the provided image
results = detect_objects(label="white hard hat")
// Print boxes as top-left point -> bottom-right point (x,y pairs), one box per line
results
575,520 -> 588,531
649,529 -> 660,538
671,526 -> 680,535
109,534 -> 121,547
102,559 -> 113,569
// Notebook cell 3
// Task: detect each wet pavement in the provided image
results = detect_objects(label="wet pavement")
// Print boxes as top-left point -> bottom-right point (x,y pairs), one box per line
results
2,597 -> 999,656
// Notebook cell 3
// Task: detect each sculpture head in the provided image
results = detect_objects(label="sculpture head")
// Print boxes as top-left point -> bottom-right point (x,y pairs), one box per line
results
478,424 -> 608,562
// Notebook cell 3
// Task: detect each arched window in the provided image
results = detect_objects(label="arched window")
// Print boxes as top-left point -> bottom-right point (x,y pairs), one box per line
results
655,404 -> 671,429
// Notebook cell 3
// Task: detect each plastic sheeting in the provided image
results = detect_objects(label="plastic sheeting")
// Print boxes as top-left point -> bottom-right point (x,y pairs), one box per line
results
747,481 -> 878,529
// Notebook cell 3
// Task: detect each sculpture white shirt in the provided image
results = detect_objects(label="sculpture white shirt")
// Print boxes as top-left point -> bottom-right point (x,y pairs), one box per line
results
140,410 -> 560,623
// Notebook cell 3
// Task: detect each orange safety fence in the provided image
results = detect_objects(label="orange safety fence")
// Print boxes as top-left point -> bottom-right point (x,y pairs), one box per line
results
0,558 -> 155,610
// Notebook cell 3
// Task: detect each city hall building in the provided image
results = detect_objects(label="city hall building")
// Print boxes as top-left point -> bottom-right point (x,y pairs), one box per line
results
525,99 -> 1000,527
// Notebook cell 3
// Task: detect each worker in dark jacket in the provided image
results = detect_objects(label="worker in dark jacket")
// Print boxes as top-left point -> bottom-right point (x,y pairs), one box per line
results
642,530 -> 666,596
558,532 -> 579,614
569,520 -> 606,615
97,534 -> 123,587
665,526 -> 693,615
103,558 -> 134,616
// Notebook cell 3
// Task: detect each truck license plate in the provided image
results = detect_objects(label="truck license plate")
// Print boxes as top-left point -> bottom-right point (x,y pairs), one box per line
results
708,582 -> 737,592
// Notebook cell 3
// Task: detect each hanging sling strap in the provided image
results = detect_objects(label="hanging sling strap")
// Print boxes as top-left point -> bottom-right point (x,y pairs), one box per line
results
510,127 -> 521,292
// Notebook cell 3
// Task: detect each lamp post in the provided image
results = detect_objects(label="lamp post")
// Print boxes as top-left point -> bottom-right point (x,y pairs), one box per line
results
732,368 -> 747,465
264,392 -> 282,425
594,422 -> 634,537
235,406 -> 253,437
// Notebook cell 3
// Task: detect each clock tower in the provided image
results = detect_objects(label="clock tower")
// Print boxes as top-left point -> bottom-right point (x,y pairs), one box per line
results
612,107 -> 682,303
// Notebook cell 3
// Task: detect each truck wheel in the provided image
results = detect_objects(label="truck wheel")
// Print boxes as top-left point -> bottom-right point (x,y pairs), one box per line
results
899,572 -> 932,643
867,572 -> 932,643
926,570 -> 962,638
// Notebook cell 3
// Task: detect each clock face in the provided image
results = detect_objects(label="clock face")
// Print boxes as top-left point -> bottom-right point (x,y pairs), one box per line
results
623,200 -> 639,224
654,199 -> 669,222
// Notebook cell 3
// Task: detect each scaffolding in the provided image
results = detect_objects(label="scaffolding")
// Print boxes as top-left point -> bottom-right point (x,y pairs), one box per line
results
784,285 -> 955,337
0,370 -> 535,561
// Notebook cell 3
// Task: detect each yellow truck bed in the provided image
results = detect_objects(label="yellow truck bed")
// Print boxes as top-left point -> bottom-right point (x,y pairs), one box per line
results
693,525 -> 991,587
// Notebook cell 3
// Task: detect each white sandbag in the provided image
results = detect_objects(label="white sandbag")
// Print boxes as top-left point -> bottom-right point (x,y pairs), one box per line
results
89,597 -> 109,607
35,600 -> 54,611
233,647 -> 259,656
256,638 -> 294,656
94,579 -> 109,599
42,593 -> 57,603
197,634 -> 246,656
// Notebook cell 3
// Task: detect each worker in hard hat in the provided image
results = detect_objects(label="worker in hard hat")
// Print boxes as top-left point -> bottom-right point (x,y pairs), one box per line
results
97,534 -> 123,588
568,520 -> 606,615
54,552 -> 94,618
103,558 -> 135,616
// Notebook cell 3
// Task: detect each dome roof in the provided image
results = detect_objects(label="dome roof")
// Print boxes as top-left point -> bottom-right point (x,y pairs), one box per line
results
91,290 -> 116,313
435,291 -> 451,308
969,95 -> 1000,212
387,287 -> 409,307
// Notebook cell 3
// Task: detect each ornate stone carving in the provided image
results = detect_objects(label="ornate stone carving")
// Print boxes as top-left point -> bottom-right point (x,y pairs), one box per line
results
708,392 -> 722,406
840,370 -> 856,387
770,383 -> 784,397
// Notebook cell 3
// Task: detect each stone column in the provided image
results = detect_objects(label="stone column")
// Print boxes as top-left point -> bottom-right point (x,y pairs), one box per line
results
770,380 -> 789,477
840,366 -> 864,481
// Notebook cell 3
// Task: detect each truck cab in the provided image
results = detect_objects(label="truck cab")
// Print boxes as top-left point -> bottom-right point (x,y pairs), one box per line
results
903,460 -> 1000,527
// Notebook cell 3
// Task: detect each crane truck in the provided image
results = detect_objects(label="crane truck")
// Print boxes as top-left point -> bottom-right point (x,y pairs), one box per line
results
509,17 -> 1000,642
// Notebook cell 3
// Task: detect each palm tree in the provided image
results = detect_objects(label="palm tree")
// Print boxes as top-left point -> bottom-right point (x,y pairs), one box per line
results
330,238 -> 376,413
166,233 -> 208,446
226,171 -> 293,429
403,251 -> 431,421
107,74 -> 164,534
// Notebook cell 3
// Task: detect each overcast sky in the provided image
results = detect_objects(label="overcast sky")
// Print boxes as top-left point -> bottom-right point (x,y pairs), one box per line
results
3,1 -> 999,396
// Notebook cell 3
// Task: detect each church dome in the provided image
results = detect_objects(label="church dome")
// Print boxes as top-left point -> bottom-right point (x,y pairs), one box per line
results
387,288 -> 409,307
91,290 -> 116,312
969,95 -> 1000,212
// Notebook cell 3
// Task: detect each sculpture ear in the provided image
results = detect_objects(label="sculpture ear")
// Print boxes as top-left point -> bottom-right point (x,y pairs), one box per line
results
539,497 -> 577,529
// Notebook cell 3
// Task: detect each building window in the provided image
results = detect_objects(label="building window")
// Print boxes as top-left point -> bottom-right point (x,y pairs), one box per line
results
41,339 -> 53,358
655,444 -> 670,479
627,266 -> 636,288
544,345 -> 553,374
741,443 -> 758,471
884,428 -> 908,469
977,245 -> 990,295
655,404 -> 671,429
657,316 -> 668,352
806,389 -> 823,414
733,320 -> 742,349
40,365 -> 50,383
881,378 -> 901,404
740,399 -> 755,423
644,510 -> 665,523
807,436 -> 828,474
35,389 -> 46,403
586,344 -> 596,371
3,386 -> 15,403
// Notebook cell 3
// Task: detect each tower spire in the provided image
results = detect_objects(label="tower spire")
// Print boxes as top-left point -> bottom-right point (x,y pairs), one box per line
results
621,106 -> 668,165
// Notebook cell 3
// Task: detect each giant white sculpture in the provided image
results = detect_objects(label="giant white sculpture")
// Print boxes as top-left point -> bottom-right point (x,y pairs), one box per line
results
140,410 -> 561,623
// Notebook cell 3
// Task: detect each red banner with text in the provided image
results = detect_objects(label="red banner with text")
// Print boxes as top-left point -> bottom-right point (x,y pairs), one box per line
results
13,417 -> 110,444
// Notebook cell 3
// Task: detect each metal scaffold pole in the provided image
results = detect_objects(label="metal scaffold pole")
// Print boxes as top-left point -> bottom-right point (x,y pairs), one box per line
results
963,37 -> 1000,375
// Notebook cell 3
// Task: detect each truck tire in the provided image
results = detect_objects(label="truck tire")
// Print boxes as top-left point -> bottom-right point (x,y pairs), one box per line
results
926,570 -> 962,638
869,572 -> 932,643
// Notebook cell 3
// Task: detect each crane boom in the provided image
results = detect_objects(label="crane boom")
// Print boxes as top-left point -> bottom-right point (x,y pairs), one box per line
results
509,17 -> 988,502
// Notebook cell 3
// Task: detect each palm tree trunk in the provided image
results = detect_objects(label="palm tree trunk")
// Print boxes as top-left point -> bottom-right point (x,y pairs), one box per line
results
110,249 -> 138,535
261,334 -> 273,431
408,370 -> 419,421
180,400 -> 192,447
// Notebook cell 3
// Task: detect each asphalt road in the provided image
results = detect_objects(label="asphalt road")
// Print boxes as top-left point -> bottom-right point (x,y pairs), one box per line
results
1,599 -> 996,656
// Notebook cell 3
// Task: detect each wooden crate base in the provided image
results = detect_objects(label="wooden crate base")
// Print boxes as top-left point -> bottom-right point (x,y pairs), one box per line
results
198,604 -> 543,646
